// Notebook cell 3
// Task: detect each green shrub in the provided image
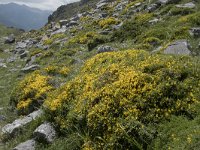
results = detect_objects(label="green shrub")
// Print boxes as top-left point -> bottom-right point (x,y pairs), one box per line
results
111,13 -> 153,41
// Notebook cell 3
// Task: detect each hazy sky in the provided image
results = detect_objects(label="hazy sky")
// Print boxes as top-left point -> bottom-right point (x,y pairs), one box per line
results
0,0 -> 80,10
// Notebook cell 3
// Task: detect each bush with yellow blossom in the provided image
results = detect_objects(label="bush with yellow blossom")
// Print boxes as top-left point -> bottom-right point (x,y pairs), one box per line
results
11,71 -> 54,114
44,50 -> 200,149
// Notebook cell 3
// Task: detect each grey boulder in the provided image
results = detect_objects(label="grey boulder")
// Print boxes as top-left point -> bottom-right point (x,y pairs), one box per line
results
34,122 -> 56,143
13,139 -> 36,150
164,40 -> 191,55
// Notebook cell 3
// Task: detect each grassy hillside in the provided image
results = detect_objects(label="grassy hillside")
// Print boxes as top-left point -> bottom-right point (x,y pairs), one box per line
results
1,0 -> 200,149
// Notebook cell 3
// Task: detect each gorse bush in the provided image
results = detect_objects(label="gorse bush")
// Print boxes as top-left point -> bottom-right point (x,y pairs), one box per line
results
10,71 -> 54,114
44,50 -> 200,149
98,17 -> 120,29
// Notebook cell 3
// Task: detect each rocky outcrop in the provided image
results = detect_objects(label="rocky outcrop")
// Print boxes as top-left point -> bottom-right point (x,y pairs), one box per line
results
33,122 -> 56,143
1,109 -> 43,135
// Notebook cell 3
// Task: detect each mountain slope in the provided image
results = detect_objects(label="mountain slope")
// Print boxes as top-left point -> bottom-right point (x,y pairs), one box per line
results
0,0 -> 200,149
0,3 -> 52,30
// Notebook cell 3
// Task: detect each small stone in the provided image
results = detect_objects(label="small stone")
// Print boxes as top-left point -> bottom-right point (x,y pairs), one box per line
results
20,51 -> 28,59
13,139 -> 36,150
34,122 -> 56,143
0,63 -> 7,68
189,27 -> 200,37
0,115 -> 6,121
97,46 -> 114,53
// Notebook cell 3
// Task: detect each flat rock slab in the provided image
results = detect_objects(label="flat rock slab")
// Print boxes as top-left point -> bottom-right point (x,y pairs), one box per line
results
176,2 -> 196,9
164,40 -> 191,55
13,139 -> 36,150
34,122 -> 56,143
2,109 -> 43,135
21,65 -> 40,72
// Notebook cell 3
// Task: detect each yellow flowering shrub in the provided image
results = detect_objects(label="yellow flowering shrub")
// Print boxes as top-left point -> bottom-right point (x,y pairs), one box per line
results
44,50 -> 200,149
98,17 -> 120,29
45,65 -> 70,76
68,32 -> 98,44
11,71 -> 53,114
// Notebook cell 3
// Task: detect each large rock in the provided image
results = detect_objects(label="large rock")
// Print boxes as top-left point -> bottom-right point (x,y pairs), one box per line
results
2,110 -> 43,135
13,139 -> 36,150
33,122 -> 56,143
4,34 -> 15,44
97,45 -> 114,53
164,40 -> 191,55
21,65 -> 40,72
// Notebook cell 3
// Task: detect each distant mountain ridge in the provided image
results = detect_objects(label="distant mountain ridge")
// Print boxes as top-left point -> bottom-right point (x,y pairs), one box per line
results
0,3 -> 52,30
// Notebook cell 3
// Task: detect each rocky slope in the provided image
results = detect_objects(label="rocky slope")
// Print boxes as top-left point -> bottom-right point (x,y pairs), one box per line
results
0,0 -> 200,149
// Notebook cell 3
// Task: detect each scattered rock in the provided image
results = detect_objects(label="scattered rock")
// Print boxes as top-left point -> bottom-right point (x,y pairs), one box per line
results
4,34 -> 15,44
112,22 -> 123,30
149,18 -> 160,24
99,13 -> 108,18
189,27 -> 200,37
0,58 -> 4,63
7,56 -> 17,63
59,20 -> 69,27
51,27 -> 67,35
147,3 -> 160,12
66,21 -> 79,28
13,139 -> 36,150
157,0 -> 169,5
2,109 -> 43,135
16,42 -> 27,49
176,2 -> 196,9
34,122 -> 56,143
21,65 -> 40,72
164,40 -> 191,55
0,115 -> 6,121
97,45 -> 114,53
20,51 -> 28,59
0,63 -> 7,68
